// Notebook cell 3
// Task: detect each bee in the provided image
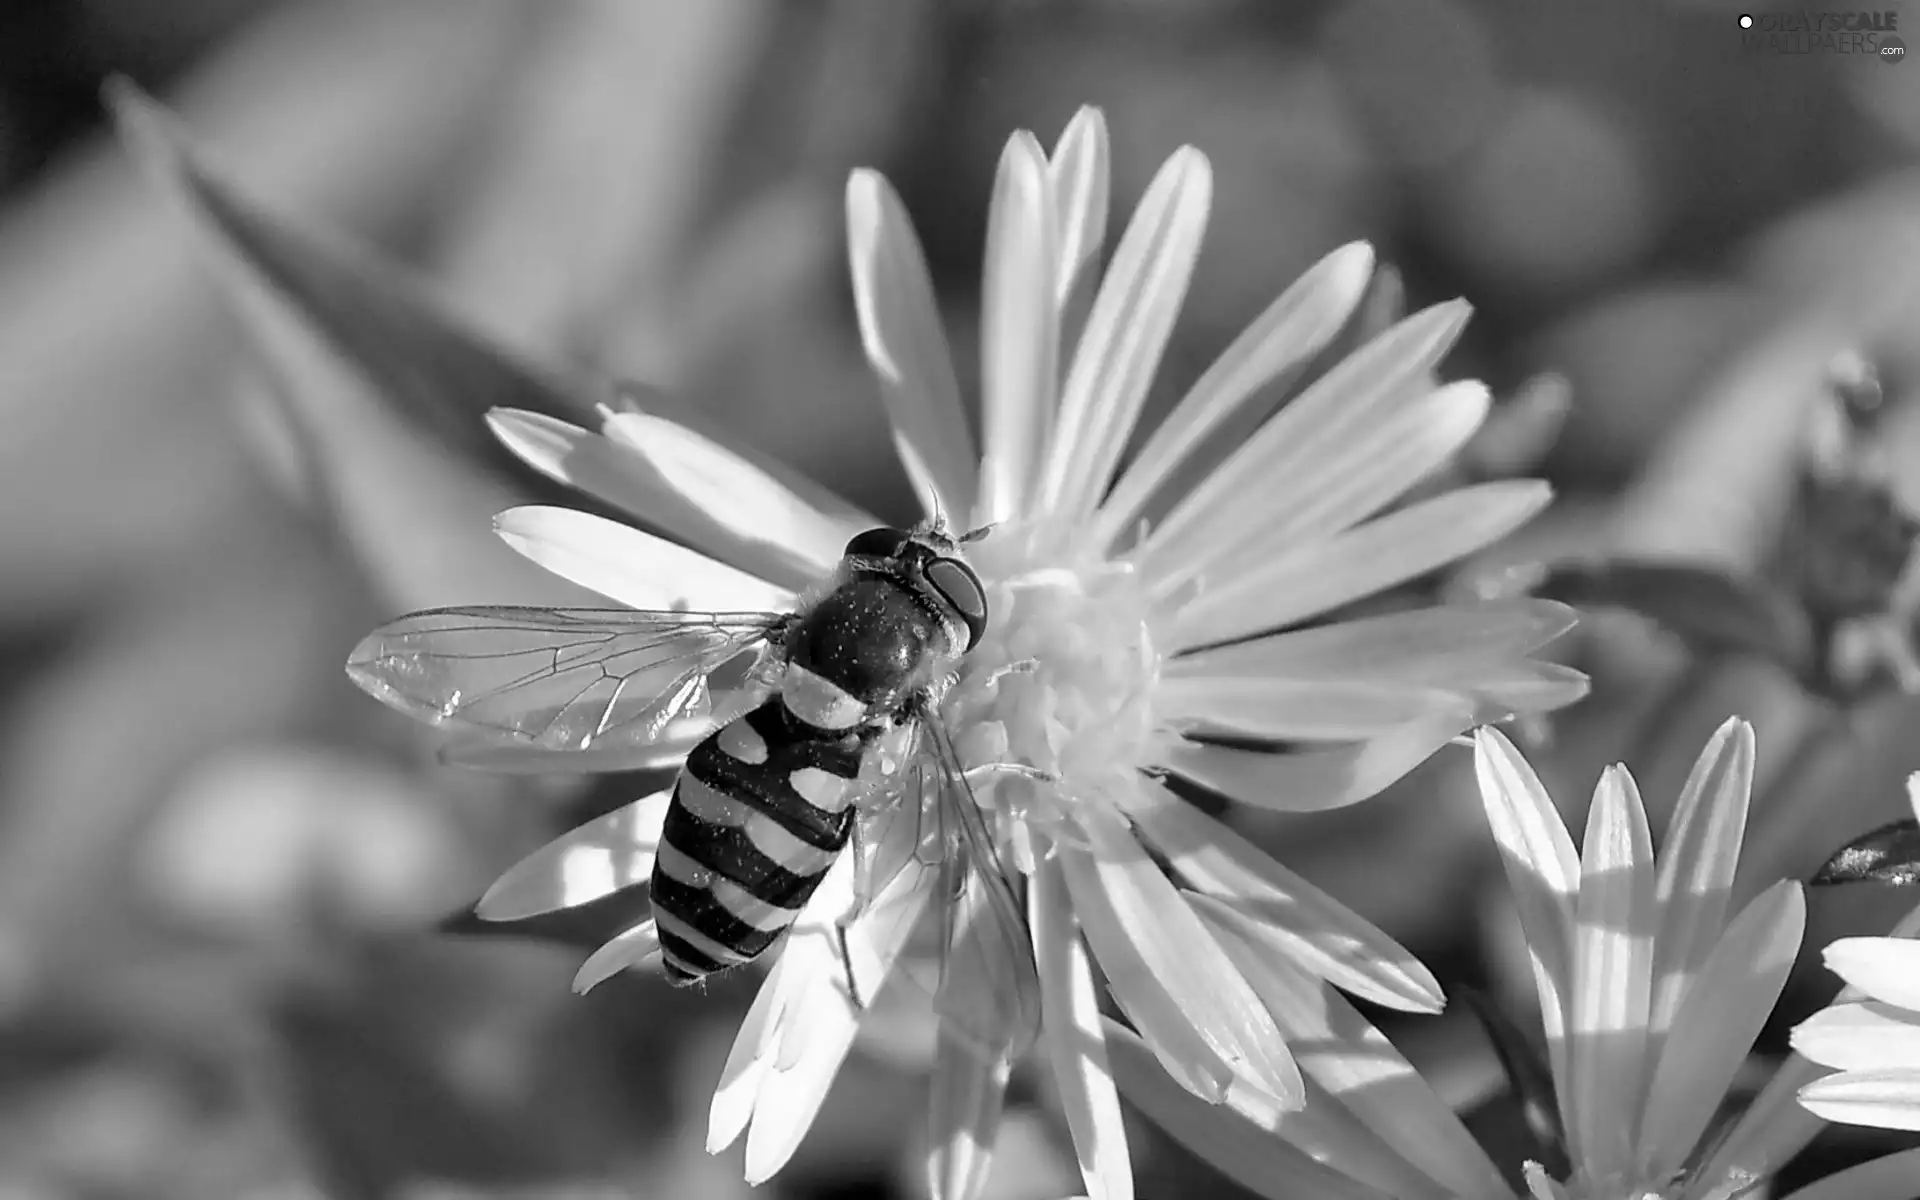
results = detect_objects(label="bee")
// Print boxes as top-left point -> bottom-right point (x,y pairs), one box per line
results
347,520 -> 1040,1057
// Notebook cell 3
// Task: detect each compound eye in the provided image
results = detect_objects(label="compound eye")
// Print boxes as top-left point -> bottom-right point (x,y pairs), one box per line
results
844,526 -> 909,560
924,557 -> 989,651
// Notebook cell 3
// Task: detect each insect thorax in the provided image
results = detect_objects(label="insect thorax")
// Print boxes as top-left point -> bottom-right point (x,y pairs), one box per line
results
784,575 -> 958,715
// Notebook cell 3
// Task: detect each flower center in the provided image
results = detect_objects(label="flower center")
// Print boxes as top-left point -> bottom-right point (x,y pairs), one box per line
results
941,524 -> 1162,857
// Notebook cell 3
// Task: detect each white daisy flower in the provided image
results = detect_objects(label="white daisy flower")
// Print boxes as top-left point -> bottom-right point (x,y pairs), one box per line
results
1111,718 -> 1920,1200
378,108 -> 1585,1200
1794,774 -> 1920,1134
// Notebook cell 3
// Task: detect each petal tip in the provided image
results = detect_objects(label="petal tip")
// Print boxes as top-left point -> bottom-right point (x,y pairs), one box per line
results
1174,145 -> 1213,184
846,167 -> 890,219
1472,724 -> 1520,756
1331,239 -> 1377,276
1064,103 -> 1106,132
1715,715 -> 1758,757
472,866 -> 541,922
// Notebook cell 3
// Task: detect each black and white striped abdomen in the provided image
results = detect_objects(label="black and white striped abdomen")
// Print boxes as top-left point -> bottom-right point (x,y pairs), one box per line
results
651,693 -> 872,984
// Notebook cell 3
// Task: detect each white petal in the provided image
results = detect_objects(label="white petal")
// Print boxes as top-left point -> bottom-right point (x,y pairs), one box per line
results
572,920 -> 660,993
1159,676 -> 1473,742
1825,936 -> 1920,1010
1152,379 -> 1493,591
1138,300 -> 1470,576
1164,715 -> 1470,814
1059,813 -> 1303,1109
1637,880 -> 1804,1181
1472,728 -> 1580,1123
1033,854 -> 1132,1200
1049,106 -> 1110,308
476,789 -> 671,919
1239,380 -> 1492,554
846,170 -> 977,524
708,953 -> 792,1152
488,408 -> 848,592
1167,599 -> 1577,678
489,406 -> 678,521
1114,777 -> 1442,1011
1792,1002 -> 1920,1071
1777,1147 -> 1920,1200
977,131 -> 1060,527
589,408 -> 857,583
1647,720 -> 1755,1055
1175,656 -> 1582,729
714,850 -> 913,1172
743,861 -> 869,1182
737,829 -> 940,1182
1202,906 -> 1508,1200
928,1032 -> 1012,1200
1038,148 -> 1211,525
1097,242 -> 1375,549
1070,891 -> 1234,1105
494,505 -> 795,612
1795,1075 -> 1920,1135
1103,1023 -> 1395,1200
1167,481 -> 1551,648
1567,764 -> 1656,1183
1470,663 -> 1592,716
601,402 -> 882,531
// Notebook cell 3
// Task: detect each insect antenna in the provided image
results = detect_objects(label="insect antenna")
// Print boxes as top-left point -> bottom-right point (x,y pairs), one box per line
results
920,475 -> 949,539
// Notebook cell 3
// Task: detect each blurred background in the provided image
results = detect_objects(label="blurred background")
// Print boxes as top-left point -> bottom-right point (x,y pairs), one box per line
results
1,1 -> 1918,1197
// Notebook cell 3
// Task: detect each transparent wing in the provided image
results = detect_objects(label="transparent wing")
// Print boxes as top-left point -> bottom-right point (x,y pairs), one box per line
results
346,606 -> 787,754
912,708 -> 1043,1062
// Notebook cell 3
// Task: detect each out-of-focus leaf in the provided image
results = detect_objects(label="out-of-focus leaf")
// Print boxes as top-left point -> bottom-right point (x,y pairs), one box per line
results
109,79 -> 597,473
1813,818 -> 1920,887
0,0 -> 527,623
109,84 -> 613,612
1536,559 -> 1814,679
235,369 -> 595,613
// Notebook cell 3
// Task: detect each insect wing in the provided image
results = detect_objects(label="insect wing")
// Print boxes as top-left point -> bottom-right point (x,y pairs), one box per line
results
917,712 -> 1043,1062
347,606 -> 786,756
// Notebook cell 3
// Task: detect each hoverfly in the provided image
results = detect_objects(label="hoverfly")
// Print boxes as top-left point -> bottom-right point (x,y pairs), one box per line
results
347,519 -> 1041,1059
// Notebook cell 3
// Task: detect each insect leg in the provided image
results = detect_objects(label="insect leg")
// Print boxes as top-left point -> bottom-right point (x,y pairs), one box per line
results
961,762 -> 1055,787
835,921 -> 867,1011
847,808 -> 878,918
980,658 -> 1040,688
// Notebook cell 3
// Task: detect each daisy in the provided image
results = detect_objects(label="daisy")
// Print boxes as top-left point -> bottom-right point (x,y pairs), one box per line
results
1111,718 -> 1920,1200
361,107 -> 1585,1200
1793,774 -> 1920,1133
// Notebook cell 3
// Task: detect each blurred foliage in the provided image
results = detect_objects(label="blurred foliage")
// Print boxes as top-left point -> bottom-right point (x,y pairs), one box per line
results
1,0 -> 1919,1197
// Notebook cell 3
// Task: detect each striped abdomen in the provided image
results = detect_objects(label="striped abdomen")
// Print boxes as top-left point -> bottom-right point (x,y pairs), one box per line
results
652,686 -> 874,984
